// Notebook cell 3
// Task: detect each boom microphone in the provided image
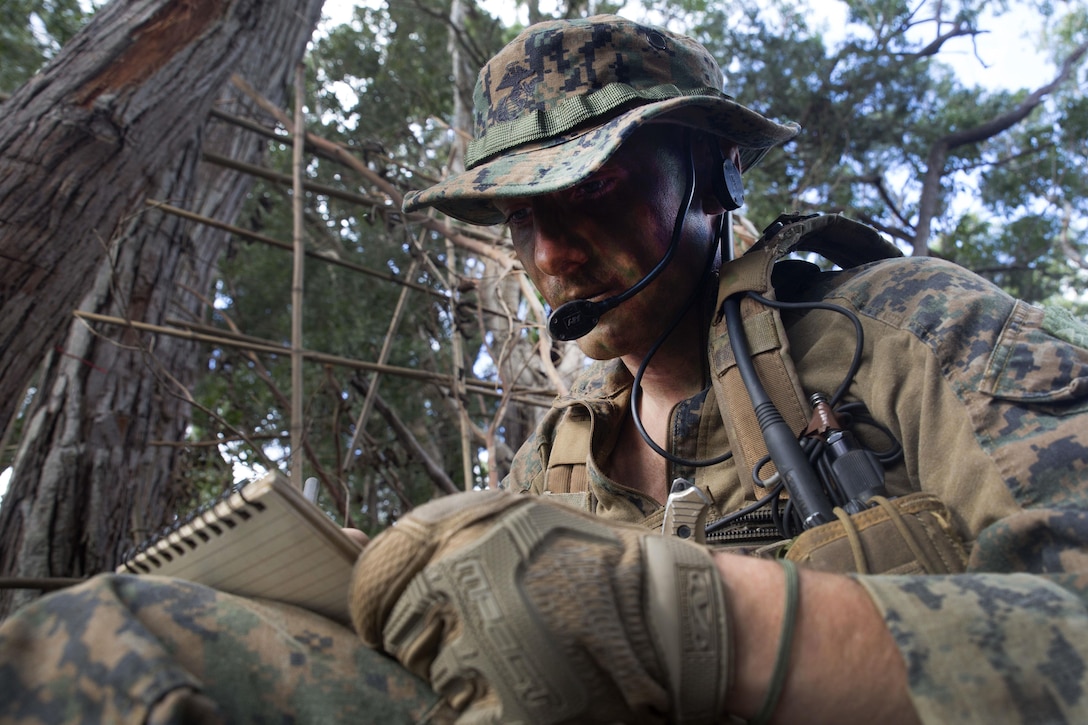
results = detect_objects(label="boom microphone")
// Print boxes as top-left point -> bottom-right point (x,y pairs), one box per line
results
547,231 -> 682,341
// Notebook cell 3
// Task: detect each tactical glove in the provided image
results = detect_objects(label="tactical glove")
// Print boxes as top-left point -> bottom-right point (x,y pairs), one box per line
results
350,490 -> 731,724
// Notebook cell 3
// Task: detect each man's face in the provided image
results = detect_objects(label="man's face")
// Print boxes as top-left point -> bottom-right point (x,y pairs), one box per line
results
494,125 -> 725,361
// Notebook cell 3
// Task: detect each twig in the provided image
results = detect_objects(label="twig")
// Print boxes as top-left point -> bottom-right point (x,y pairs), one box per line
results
348,376 -> 459,495
228,74 -> 514,267
339,252 -> 423,478
72,311 -> 558,405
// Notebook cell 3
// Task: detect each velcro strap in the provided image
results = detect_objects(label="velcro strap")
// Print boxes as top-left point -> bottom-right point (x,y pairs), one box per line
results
544,408 -> 592,495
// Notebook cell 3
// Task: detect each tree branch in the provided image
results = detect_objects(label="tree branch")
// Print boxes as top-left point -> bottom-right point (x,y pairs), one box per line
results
349,374 -> 459,496
1055,199 -> 1088,272
230,74 -> 514,268
914,38 -> 1088,255
852,212 -> 916,247
899,19 -> 982,59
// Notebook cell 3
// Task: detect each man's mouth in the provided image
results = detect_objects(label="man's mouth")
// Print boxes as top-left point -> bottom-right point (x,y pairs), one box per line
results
559,285 -> 614,306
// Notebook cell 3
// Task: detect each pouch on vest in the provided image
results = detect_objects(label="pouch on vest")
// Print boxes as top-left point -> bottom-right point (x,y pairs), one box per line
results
540,405 -> 599,514
544,406 -> 592,496
782,492 -> 969,574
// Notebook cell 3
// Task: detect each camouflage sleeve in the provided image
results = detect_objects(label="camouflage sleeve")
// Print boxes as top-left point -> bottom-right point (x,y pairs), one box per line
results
859,560 -> 1088,722
811,258 -> 1088,723
0,574 -> 449,724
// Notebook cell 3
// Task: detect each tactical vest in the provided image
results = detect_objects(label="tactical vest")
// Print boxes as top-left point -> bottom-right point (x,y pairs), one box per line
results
542,213 -> 968,575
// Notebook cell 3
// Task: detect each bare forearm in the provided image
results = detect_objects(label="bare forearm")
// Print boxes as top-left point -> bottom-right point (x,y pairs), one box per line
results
716,554 -> 920,724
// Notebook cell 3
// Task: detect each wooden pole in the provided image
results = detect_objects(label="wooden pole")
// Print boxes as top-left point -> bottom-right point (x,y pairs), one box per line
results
447,239 -> 475,491
290,63 -> 306,490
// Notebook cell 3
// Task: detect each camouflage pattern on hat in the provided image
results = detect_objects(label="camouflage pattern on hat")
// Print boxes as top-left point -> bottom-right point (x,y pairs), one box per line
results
404,15 -> 800,225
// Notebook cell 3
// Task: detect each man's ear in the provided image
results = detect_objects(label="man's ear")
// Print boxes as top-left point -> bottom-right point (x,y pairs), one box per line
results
711,142 -> 744,212
699,137 -> 745,214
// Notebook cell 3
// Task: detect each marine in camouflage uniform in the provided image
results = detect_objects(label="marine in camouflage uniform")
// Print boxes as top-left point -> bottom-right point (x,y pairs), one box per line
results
504,250 -> 1088,722
4,14 -> 1088,725
397,14 -> 1088,723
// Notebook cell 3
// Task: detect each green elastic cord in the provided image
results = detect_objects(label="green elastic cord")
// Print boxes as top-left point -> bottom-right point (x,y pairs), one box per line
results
751,559 -> 799,725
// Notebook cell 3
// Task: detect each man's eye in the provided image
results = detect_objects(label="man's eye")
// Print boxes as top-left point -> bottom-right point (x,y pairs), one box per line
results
570,178 -> 613,200
505,207 -> 532,226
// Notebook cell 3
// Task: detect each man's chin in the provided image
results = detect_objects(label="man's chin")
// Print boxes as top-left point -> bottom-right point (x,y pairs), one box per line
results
573,326 -> 634,362
578,347 -> 615,362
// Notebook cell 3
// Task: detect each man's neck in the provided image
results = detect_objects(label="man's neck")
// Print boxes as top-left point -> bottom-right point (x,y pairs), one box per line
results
619,305 -> 708,409
605,309 -> 708,505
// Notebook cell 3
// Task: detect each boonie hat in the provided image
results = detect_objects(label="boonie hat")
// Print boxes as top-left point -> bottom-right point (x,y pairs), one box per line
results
403,15 -> 801,226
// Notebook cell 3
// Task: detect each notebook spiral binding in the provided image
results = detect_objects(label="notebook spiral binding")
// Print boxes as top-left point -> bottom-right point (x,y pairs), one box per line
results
119,483 -> 268,574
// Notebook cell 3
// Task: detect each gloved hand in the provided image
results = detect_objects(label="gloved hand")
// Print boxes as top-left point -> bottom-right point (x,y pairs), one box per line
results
350,490 -> 731,724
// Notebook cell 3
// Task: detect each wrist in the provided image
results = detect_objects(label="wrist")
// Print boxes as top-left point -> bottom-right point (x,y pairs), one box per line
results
714,552 -> 921,725
715,553 -> 795,721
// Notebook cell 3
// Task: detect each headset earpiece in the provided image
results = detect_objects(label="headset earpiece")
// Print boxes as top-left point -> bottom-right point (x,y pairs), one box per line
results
714,157 -> 745,212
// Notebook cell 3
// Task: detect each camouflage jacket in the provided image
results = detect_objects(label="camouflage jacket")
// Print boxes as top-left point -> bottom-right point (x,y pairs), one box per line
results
504,255 -> 1088,724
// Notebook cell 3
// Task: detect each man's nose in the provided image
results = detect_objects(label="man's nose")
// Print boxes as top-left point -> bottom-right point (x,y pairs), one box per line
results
533,222 -> 589,278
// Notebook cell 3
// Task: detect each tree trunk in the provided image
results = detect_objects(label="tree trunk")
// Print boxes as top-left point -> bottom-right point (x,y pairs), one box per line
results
0,0 -> 308,431
0,0 -> 324,619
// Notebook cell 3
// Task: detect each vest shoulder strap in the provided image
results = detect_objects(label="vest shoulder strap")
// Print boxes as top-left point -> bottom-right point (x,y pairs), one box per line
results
711,213 -> 901,496
543,406 -> 592,495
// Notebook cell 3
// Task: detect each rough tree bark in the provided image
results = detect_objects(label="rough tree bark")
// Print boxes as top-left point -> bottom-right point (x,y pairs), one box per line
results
0,0 -> 324,618
0,0 -> 315,432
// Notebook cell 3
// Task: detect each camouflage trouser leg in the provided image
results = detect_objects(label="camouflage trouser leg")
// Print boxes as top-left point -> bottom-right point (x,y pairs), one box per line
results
0,574 -> 449,724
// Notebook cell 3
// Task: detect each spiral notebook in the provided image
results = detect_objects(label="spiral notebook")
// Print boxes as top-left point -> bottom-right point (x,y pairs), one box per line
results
117,472 -> 363,623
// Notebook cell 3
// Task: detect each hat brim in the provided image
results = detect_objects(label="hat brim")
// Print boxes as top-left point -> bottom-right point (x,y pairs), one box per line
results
403,95 -> 800,226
